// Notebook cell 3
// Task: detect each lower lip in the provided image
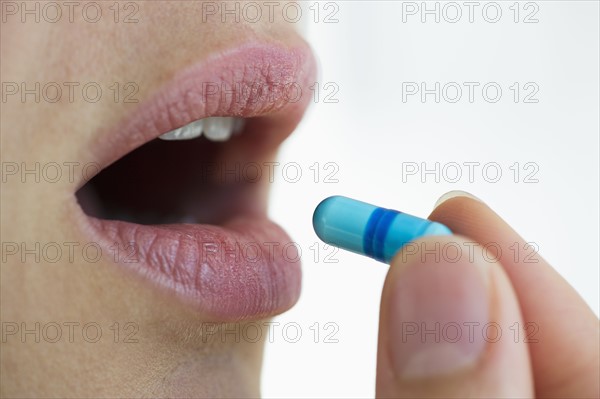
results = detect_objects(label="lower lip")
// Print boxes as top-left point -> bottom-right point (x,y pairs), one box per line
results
86,215 -> 302,320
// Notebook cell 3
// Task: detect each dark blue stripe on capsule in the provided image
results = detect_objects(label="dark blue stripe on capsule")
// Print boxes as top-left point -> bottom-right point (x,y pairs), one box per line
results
363,208 -> 385,259
372,209 -> 400,262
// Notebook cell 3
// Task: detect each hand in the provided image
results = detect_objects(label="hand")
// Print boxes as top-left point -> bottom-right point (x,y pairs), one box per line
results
375,192 -> 599,398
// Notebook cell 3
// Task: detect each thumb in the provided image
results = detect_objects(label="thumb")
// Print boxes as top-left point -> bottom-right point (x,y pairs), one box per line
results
376,235 -> 533,398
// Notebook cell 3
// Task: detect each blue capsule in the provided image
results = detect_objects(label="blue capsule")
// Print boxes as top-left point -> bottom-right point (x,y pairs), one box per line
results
313,196 -> 452,263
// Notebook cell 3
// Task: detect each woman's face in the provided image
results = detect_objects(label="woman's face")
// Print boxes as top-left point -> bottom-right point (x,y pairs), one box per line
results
1,1 -> 315,396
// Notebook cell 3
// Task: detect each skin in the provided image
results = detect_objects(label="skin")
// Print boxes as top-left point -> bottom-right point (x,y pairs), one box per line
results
377,192 -> 600,398
1,1 -> 305,397
1,1 -> 598,397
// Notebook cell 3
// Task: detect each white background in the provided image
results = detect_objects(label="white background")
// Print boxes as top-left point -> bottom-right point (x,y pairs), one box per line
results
264,1 -> 599,397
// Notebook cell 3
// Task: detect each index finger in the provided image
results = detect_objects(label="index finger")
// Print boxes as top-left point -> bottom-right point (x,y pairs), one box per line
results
430,192 -> 599,399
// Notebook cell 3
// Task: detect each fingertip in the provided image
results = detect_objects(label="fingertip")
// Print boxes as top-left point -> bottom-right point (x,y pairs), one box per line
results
377,235 -> 533,398
434,190 -> 482,210
425,195 -> 599,398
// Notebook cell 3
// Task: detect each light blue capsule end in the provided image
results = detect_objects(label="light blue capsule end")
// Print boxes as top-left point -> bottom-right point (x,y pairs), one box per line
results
313,196 -> 377,257
422,221 -> 453,236
313,196 -> 452,264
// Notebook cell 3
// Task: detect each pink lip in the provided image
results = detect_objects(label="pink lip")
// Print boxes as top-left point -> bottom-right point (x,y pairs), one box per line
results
72,41 -> 317,320
84,42 -> 317,183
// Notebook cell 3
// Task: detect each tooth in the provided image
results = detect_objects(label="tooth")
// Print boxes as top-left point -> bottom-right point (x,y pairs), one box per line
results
158,127 -> 184,141
159,119 -> 204,141
203,117 -> 235,142
159,117 -> 245,142
179,215 -> 197,224
233,118 -> 245,135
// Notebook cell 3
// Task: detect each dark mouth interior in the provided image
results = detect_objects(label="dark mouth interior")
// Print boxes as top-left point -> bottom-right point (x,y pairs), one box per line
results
76,129 -> 259,226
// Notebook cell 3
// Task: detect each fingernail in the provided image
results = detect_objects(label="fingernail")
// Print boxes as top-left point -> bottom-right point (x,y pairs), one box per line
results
389,240 -> 490,379
434,190 -> 481,209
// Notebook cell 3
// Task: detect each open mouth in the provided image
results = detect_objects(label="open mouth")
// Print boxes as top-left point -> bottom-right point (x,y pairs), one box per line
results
77,117 -> 263,226
73,42 -> 316,321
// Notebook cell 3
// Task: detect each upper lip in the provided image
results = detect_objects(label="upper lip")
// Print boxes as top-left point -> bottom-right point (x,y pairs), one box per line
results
77,41 -> 317,190
71,40 -> 317,320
